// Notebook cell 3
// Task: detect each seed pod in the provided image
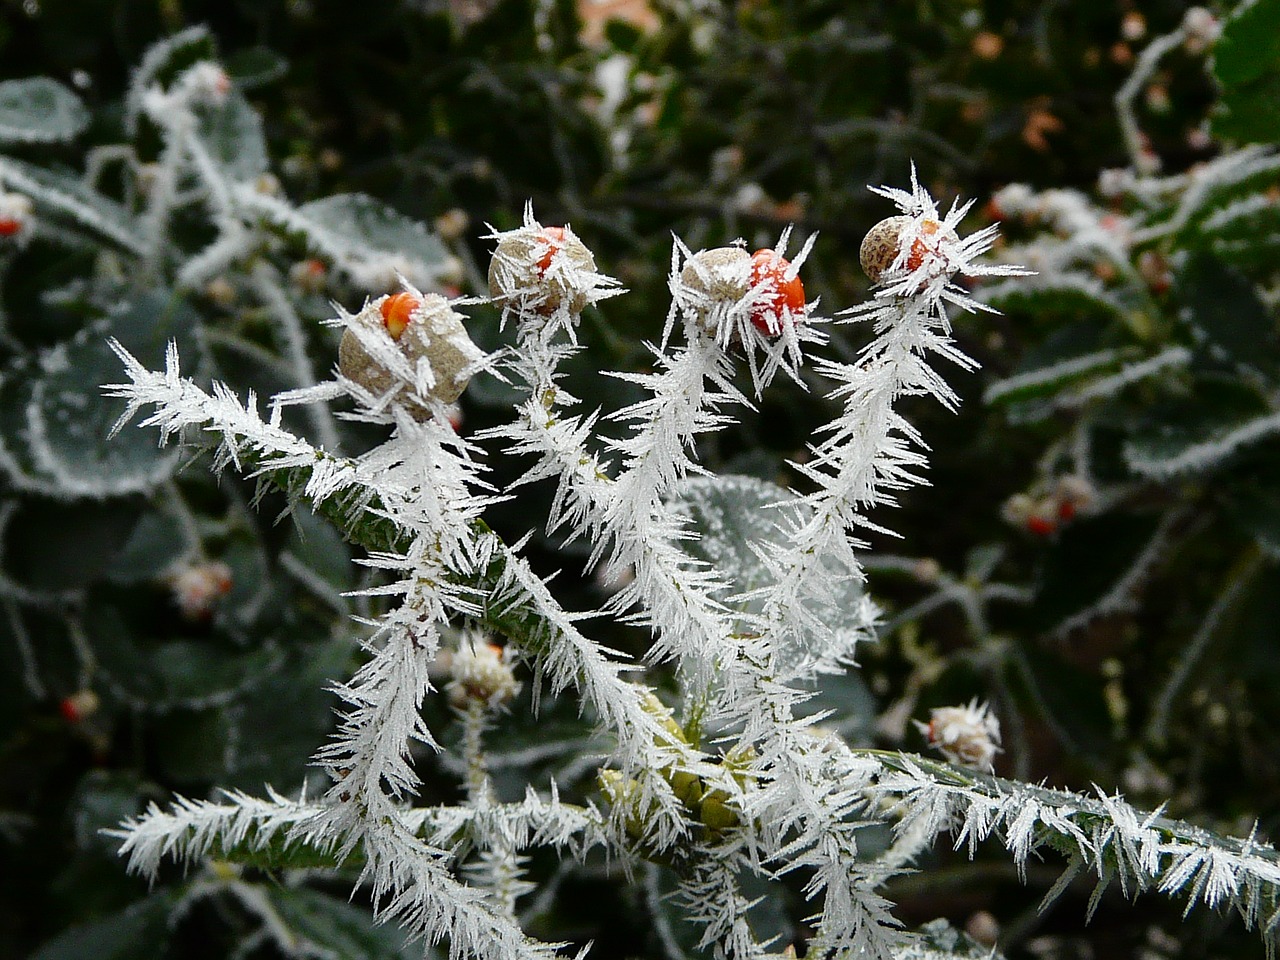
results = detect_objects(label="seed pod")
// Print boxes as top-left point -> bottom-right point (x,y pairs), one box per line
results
859,216 -> 912,283
488,225 -> 598,315
680,246 -> 751,305
338,292 -> 481,412
859,215 -> 956,283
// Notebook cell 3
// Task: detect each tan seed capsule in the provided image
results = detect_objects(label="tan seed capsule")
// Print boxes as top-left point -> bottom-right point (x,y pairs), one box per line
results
338,292 -> 481,413
860,215 -> 957,283
488,226 -> 597,314
859,216 -> 912,283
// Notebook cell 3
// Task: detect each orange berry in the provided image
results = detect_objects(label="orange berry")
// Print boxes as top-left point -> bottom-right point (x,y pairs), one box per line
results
0,218 -> 20,237
748,249 -> 805,335
536,226 -> 568,274
380,292 -> 420,340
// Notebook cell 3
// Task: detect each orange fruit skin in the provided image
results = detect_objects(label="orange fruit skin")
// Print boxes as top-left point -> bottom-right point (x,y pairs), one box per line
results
904,219 -> 943,273
748,249 -> 805,335
536,227 -> 568,273
380,293 -> 420,340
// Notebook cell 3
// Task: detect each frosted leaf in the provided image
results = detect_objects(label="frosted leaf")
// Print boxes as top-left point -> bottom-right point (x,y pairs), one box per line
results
0,365 -> 59,491
665,473 -> 867,654
1126,409 -> 1280,478
28,324 -> 179,498
0,78 -> 90,144
194,89 -> 268,181
297,193 -> 453,289
0,157 -> 142,254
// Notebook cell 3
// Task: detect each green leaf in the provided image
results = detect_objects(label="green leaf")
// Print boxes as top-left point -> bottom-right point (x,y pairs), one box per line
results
0,78 -> 89,144
221,637 -> 350,793
105,508 -> 189,585
1212,0 -> 1280,88
0,361 -> 58,490
69,771 -> 146,854
223,47 -> 289,89
29,893 -> 177,960
1124,379 -> 1277,478
1,496 -> 143,591
1177,253 -> 1280,376
93,606 -> 281,711
152,707 -> 237,783
265,886 -> 414,960
193,90 -> 268,182
1211,0 -> 1280,143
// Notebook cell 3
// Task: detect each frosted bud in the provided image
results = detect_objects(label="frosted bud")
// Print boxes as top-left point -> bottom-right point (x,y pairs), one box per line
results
488,224 -> 599,315
1182,8 -> 1220,53
859,215 -> 959,286
338,292 -> 482,411
991,182 -> 1035,217
1097,168 -> 1133,199
434,208 -> 470,241
289,258 -> 328,294
1053,474 -> 1095,520
678,246 -> 751,327
179,61 -> 232,106
916,700 -> 1002,770
166,560 -> 233,621
446,638 -> 520,710
0,192 -> 35,245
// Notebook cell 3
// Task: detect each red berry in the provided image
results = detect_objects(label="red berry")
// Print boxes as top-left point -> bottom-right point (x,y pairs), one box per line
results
1057,500 -> 1076,522
536,227 -> 568,274
380,293 -> 420,340
59,690 -> 100,724
1025,516 -> 1056,537
0,218 -> 20,237
748,249 -> 805,335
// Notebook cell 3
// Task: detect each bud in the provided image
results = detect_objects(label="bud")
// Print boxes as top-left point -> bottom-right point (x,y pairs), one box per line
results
435,208 -> 471,241
859,215 -> 958,286
289,258 -> 328,294
338,291 -> 482,411
488,223 -> 601,316
1182,7 -> 1220,54
445,638 -> 520,710
916,700 -> 1002,770
166,560 -> 233,621
179,61 -> 232,106
0,192 -> 35,245
59,689 -> 101,724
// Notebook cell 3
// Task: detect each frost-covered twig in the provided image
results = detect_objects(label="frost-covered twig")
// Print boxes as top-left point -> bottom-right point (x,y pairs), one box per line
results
875,752 -> 1280,950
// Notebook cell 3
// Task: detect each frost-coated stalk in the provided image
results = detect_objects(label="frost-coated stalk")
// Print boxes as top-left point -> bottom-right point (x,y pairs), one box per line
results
753,171 -> 1025,677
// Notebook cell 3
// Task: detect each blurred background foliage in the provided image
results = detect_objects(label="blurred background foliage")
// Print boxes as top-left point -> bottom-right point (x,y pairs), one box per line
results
1,0 -> 1278,958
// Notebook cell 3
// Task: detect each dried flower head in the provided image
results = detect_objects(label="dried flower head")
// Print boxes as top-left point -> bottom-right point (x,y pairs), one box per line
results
445,637 -> 520,711
166,560 -> 233,621
916,700 -> 1002,770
